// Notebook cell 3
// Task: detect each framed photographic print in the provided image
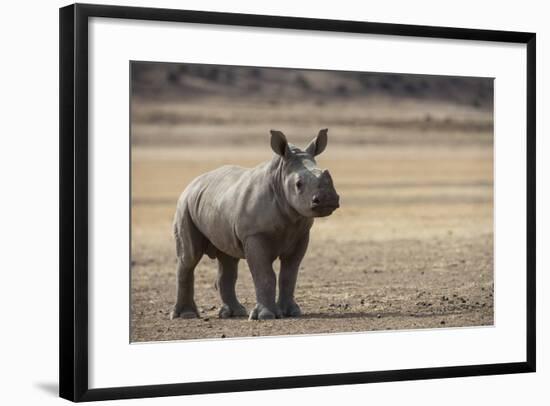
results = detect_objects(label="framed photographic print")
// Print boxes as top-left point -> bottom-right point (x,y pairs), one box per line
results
59,3 -> 536,402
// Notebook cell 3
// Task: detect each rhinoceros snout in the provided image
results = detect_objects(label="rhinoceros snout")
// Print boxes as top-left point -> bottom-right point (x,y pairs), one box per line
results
311,193 -> 340,217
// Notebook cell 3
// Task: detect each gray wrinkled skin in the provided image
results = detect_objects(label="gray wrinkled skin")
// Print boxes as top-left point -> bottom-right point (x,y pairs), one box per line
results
170,129 -> 340,320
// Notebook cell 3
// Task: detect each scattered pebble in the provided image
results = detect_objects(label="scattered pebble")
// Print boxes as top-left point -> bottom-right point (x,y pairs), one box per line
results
440,320 -> 446,325
203,318 -> 210,322
221,334 -> 226,338
377,314 -> 381,319
360,299 -> 365,305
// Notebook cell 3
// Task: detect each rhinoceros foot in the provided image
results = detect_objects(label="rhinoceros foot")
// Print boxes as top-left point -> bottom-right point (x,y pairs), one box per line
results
249,303 -> 281,320
278,300 -> 302,318
218,303 -> 248,319
170,305 -> 199,320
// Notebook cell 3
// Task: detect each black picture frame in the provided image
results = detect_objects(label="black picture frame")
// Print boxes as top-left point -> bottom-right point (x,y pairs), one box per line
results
59,3 -> 536,402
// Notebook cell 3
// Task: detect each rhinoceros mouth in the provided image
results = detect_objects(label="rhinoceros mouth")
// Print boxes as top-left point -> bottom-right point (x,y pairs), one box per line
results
311,203 -> 339,217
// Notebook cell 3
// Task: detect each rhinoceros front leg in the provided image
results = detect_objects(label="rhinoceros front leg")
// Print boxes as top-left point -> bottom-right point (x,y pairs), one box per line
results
278,232 -> 309,317
216,251 -> 248,318
244,235 -> 281,320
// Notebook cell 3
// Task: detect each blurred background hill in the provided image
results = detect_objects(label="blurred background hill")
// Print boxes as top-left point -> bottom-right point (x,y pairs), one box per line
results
130,62 -> 493,148
132,62 -> 493,108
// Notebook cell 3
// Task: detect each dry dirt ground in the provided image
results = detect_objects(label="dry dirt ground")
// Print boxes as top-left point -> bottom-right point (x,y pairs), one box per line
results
130,99 -> 493,342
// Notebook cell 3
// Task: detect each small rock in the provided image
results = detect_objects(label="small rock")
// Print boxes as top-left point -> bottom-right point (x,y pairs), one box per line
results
203,318 -> 210,322
360,299 -> 365,305
376,314 -> 381,319
221,334 -> 226,338
440,320 -> 446,325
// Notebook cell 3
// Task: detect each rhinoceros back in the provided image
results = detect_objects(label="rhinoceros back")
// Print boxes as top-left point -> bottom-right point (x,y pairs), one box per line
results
178,165 -> 253,259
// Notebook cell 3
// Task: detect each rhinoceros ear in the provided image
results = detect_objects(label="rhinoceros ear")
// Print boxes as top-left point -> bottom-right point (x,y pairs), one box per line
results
306,128 -> 328,156
270,130 -> 289,157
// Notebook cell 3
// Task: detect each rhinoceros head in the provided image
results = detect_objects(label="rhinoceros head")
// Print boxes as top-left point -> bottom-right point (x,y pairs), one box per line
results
270,129 -> 340,218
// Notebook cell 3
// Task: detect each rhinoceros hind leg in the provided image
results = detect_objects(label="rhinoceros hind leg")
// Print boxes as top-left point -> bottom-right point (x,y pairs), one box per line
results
216,252 -> 248,318
171,207 -> 205,320
170,299 -> 199,319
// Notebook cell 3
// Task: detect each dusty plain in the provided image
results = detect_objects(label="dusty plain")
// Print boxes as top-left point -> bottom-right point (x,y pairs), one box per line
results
131,98 -> 494,342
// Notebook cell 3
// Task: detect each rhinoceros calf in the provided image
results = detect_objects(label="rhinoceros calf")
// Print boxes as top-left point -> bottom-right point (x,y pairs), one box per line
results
170,129 -> 340,320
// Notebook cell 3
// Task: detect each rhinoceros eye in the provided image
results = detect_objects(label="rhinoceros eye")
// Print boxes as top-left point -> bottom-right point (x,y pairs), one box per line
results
296,180 -> 303,190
